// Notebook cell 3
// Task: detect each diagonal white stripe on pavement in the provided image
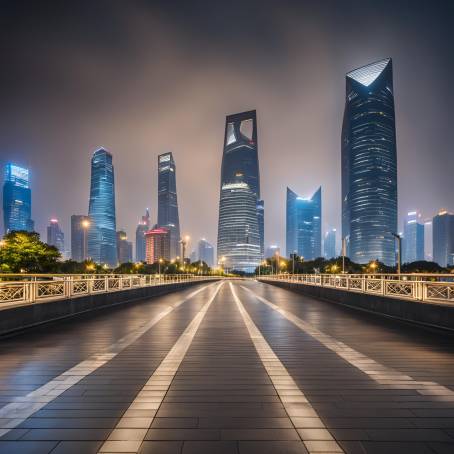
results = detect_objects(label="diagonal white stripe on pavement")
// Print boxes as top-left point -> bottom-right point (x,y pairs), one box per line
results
0,283 -> 214,437
98,281 -> 224,454
242,284 -> 454,398
231,282 -> 344,454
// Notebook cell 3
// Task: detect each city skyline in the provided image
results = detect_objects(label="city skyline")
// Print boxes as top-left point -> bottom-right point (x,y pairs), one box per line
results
0,1 -> 453,256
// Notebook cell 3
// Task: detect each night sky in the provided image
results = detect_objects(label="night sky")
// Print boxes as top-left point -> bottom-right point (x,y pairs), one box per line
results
1,0 -> 453,256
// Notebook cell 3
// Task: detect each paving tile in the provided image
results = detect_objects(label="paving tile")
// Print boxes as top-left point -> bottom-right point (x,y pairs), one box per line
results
138,441 -> 183,454
239,440 -> 308,453
182,440 -> 238,453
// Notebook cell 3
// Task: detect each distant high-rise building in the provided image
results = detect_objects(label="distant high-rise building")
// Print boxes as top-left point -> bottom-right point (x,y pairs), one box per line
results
135,208 -> 150,262
403,211 -> 424,263
87,148 -> 117,266
2,163 -> 34,234
189,250 -> 197,263
324,229 -> 337,259
424,220 -> 433,262
432,210 -> 454,267
286,187 -> 322,260
217,110 -> 263,271
342,58 -> 398,266
47,219 -> 64,253
265,245 -> 280,259
71,215 -> 90,262
197,239 -> 214,267
145,227 -> 171,264
157,152 -> 180,259
116,230 -> 133,264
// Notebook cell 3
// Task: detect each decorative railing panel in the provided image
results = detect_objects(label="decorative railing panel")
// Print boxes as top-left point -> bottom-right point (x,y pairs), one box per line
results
260,274 -> 454,305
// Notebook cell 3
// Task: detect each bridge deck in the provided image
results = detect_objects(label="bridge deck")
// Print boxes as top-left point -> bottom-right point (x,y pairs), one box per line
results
0,281 -> 453,453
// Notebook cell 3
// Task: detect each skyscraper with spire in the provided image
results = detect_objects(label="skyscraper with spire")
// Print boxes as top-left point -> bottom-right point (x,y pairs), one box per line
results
157,152 -> 180,259
286,187 -> 322,260
87,148 -> 117,266
135,208 -> 150,262
217,110 -> 263,272
342,58 -> 398,266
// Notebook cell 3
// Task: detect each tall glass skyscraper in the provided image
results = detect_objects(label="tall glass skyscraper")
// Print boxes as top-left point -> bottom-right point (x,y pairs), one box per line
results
87,148 -> 117,266
403,211 -> 424,263
3,163 -> 34,234
324,229 -> 337,259
286,187 -> 322,260
197,239 -> 214,267
342,58 -> 398,266
47,219 -> 64,253
157,152 -> 180,259
217,110 -> 263,272
433,210 -> 454,267
135,208 -> 150,262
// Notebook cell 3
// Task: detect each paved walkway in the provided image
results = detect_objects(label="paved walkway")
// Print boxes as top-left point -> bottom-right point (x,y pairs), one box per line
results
0,280 -> 453,453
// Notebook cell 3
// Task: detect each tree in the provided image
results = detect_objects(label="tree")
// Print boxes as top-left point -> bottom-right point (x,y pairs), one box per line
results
0,231 -> 61,273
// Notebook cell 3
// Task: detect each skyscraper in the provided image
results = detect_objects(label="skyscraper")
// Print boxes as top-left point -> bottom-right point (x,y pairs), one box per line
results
2,163 -> 34,234
116,230 -> 133,264
265,245 -> 280,259
197,239 -> 214,267
157,152 -> 180,259
135,208 -> 150,262
286,187 -> 322,260
217,110 -> 263,271
145,227 -> 171,264
71,215 -> 90,262
433,210 -> 454,267
324,229 -> 337,259
47,219 -> 64,253
341,58 -> 398,266
403,211 -> 424,263
87,148 -> 117,266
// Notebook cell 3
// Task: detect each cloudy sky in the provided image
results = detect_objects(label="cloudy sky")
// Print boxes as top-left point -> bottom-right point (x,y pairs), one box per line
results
1,0 -> 453,256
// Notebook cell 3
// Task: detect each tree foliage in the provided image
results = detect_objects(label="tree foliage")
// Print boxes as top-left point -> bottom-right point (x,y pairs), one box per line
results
0,231 -> 61,273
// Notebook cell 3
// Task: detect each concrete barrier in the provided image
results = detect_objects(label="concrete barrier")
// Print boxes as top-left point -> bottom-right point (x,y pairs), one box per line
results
0,280 -> 218,337
260,279 -> 454,333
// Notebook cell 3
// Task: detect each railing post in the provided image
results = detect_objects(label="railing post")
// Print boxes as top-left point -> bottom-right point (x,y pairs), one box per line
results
105,275 -> 108,292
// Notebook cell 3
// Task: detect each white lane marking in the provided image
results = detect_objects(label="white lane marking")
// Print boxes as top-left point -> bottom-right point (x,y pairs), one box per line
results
242,285 -> 454,397
0,284 -> 214,437
230,283 -> 344,454
98,282 -> 224,454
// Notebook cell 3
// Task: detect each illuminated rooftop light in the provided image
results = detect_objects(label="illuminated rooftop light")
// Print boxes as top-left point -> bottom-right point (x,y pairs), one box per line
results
347,58 -> 390,87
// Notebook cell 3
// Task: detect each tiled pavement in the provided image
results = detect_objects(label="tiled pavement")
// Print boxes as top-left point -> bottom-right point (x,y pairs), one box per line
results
0,280 -> 453,453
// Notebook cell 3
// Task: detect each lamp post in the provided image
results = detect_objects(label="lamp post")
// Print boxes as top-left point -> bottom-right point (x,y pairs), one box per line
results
158,258 -> 163,281
392,233 -> 402,275
275,251 -> 280,275
341,237 -> 346,274
81,219 -> 90,261
180,236 -> 190,263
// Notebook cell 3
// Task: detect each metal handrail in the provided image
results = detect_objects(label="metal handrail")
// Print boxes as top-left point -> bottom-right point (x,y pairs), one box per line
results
259,274 -> 454,305
0,274 -> 221,306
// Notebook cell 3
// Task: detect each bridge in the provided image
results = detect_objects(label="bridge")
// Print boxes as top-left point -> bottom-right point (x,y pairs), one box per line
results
0,276 -> 453,453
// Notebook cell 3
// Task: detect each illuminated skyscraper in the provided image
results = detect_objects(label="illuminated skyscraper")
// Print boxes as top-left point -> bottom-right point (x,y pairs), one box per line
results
286,187 -> 322,260
87,148 -> 117,266
403,211 -> 424,263
342,58 -> 398,266
47,219 -> 64,253
433,210 -> 454,267
145,227 -> 171,264
157,153 -> 180,259
197,239 -> 214,267
2,163 -> 34,234
324,229 -> 337,259
71,215 -> 90,261
135,208 -> 150,262
116,230 -> 133,263
217,110 -> 263,271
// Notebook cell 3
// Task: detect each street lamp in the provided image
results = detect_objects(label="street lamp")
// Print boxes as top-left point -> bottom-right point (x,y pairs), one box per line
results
180,236 -> 190,263
158,258 -> 163,278
81,219 -> 90,261
274,250 -> 280,275
392,233 -> 402,275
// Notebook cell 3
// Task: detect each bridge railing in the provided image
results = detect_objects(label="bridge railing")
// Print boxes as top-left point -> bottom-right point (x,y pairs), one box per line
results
259,273 -> 454,305
0,274 -> 220,306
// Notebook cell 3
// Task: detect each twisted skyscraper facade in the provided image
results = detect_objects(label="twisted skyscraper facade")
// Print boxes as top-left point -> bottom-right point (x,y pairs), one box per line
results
87,148 -> 117,266
217,110 -> 264,272
342,58 -> 398,266
157,152 -> 180,259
